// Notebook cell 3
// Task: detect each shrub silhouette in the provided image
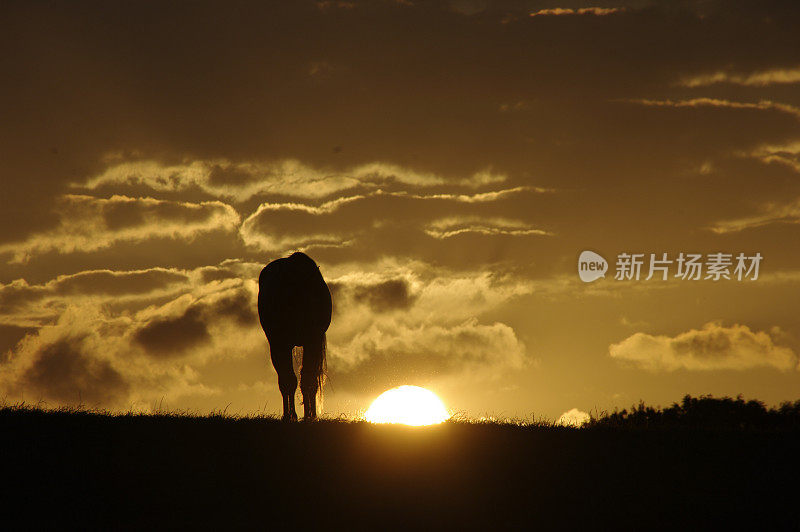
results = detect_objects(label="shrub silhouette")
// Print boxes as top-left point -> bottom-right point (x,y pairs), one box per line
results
589,394 -> 800,430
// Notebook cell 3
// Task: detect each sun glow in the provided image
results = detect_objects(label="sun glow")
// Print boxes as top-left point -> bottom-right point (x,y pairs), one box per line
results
365,385 -> 450,426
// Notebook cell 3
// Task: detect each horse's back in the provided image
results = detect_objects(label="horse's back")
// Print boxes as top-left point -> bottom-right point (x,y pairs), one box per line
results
257,253 -> 331,344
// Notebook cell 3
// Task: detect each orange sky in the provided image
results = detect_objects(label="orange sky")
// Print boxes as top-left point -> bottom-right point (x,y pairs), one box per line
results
1,0 -> 799,420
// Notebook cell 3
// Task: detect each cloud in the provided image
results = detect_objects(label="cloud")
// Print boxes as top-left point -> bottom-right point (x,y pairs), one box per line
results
678,66 -> 800,87
0,262 -> 266,330
49,268 -> 189,296
0,195 -> 240,263
746,141 -> 800,174
237,186 -> 549,254
195,260 -> 264,286
352,279 -> 415,312
133,306 -> 211,357
1,307 -> 144,407
0,267 -> 190,326
238,186 -> 546,216
353,162 -> 505,189
424,216 -> 552,239
609,322 -> 798,371
0,324 -> 35,361
709,196 -> 800,233
0,278 -> 261,408
13,335 -> 130,406
132,283 -> 259,359
329,277 -> 416,313
626,98 -> 800,120
416,186 -> 553,202
324,260 -> 534,392
529,7 -> 622,17
248,194 -> 369,216
330,318 -> 528,393
557,408 -> 590,427
239,226 -> 352,254
324,258 -> 535,330
78,159 -> 507,202
209,287 -> 260,326
0,256 -> 535,410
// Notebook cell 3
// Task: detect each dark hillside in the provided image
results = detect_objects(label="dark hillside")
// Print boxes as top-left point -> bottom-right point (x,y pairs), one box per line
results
2,399 -> 799,529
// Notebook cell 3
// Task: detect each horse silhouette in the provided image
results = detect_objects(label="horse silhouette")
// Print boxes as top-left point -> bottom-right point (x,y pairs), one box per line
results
258,252 -> 331,421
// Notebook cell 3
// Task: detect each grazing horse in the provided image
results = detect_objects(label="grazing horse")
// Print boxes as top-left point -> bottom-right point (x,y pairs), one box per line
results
258,252 -> 331,421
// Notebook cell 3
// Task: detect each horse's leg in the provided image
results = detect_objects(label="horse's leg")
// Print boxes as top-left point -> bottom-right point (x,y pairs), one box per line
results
269,339 -> 297,422
299,334 -> 324,421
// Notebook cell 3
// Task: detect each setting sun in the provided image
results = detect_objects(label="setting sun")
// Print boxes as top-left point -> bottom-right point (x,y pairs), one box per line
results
365,386 -> 450,426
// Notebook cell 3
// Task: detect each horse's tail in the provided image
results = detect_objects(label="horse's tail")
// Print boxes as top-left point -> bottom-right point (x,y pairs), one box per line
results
318,333 -> 327,413
299,333 -> 327,416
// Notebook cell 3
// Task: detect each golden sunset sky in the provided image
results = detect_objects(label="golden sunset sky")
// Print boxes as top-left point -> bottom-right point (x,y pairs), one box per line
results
1,0 -> 799,420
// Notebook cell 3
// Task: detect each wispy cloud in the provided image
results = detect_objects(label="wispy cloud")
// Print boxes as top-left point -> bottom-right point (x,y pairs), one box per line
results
78,159 -> 508,202
237,187 -> 551,253
678,66 -> 800,87
239,227 -> 353,253
242,186 -> 547,216
0,268 -> 190,325
626,98 -> 800,120
529,7 -> 622,17
745,141 -> 800,173
0,195 -> 240,263
410,186 -> 553,203
424,216 -> 552,239
709,197 -> 800,233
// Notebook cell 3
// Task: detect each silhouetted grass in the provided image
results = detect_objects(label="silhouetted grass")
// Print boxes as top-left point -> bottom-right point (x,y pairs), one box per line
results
1,395 -> 799,529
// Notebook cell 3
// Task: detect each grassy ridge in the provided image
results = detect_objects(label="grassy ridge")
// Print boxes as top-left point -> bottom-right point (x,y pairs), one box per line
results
2,397 -> 799,529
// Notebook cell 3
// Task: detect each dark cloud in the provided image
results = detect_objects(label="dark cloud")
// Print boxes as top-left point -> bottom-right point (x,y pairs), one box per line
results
328,277 -> 416,313
0,280 -> 45,315
133,286 -> 256,357
0,277 -> 263,409
133,306 -> 211,357
17,336 -> 130,406
353,279 -> 416,312
209,289 -> 258,326
0,324 -> 35,362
